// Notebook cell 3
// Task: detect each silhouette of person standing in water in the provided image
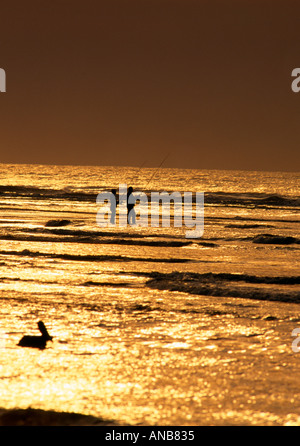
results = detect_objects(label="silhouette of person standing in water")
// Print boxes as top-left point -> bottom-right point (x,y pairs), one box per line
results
110,188 -> 119,224
127,186 -> 136,225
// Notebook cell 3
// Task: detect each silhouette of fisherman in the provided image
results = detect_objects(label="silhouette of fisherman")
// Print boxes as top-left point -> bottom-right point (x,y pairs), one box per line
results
110,189 -> 119,224
127,186 -> 136,225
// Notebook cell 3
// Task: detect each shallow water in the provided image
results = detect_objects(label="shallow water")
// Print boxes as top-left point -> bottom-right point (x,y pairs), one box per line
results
0,164 -> 299,425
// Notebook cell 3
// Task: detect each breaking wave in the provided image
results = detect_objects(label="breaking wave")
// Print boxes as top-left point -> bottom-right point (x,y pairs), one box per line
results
252,234 -> 300,245
205,192 -> 300,208
0,229 -> 195,248
0,185 -> 299,208
0,249 -> 192,264
143,272 -> 300,303
144,271 -> 300,285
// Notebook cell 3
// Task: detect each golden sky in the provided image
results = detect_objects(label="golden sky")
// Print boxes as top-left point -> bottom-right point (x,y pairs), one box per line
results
0,0 -> 300,171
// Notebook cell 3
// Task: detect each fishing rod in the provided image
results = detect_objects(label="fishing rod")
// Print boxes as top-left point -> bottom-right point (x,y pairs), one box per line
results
129,159 -> 147,186
146,152 -> 170,190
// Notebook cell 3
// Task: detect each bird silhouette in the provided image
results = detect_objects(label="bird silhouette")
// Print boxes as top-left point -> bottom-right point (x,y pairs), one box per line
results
17,321 -> 53,349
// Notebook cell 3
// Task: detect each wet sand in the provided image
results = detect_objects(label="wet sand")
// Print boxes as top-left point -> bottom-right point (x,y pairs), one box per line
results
0,407 -> 120,426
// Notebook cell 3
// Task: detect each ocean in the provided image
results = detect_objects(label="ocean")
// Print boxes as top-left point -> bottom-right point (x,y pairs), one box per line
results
0,163 -> 299,425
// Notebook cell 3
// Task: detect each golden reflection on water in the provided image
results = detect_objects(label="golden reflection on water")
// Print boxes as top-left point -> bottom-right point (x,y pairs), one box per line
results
0,165 -> 300,425
1,289 -> 300,426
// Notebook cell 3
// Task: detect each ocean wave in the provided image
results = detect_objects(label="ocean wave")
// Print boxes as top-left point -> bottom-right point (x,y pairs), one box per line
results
252,234 -> 300,245
0,231 -> 194,248
45,219 -> 72,227
144,272 -> 300,303
0,185 -> 96,202
205,192 -> 300,208
0,249 -> 192,263
0,185 -> 299,208
225,224 -> 275,229
82,280 -> 132,288
145,271 -> 300,285
116,302 -> 161,313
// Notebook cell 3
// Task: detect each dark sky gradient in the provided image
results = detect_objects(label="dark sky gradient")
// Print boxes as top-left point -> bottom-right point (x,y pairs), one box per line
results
0,0 -> 300,171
